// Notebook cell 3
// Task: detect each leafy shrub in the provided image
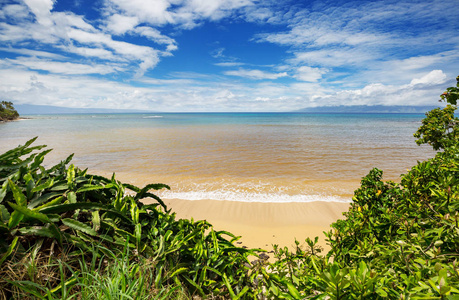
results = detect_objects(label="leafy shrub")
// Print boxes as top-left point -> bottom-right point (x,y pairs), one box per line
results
0,137 -> 260,299
259,76 -> 459,299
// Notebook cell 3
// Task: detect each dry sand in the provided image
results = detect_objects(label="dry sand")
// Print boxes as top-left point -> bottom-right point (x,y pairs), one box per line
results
146,198 -> 350,253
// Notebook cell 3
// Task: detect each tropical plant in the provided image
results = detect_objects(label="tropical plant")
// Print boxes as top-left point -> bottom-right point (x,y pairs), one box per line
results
258,76 -> 459,299
0,137 -> 261,299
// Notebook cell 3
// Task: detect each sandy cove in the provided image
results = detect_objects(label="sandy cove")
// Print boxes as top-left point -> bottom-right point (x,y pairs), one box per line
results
144,198 -> 350,253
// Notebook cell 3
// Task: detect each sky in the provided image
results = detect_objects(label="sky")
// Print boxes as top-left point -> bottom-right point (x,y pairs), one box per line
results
0,0 -> 458,112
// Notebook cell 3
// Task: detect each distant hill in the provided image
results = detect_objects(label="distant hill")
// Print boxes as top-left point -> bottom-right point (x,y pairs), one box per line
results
15,104 -> 153,115
295,105 -> 440,114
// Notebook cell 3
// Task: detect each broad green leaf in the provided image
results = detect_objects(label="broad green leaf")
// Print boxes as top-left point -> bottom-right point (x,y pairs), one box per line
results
76,183 -> 114,193
67,192 -> 76,203
28,192 -> 62,209
92,210 -> 100,232
62,218 -> 97,236
32,196 -> 64,211
8,202 -> 50,223
8,210 -> 24,229
67,164 -> 75,186
30,149 -> 52,170
31,178 -> 55,193
8,179 -> 27,206
286,282 -> 301,299
19,226 -> 57,238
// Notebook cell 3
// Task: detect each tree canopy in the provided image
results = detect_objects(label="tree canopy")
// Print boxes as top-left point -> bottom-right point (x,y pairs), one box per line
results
0,101 -> 19,121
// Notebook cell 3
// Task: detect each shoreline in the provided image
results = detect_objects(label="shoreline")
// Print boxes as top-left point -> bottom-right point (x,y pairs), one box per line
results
144,198 -> 350,253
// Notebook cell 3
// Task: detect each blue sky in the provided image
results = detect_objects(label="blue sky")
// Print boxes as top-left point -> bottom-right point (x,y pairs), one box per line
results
0,0 -> 458,112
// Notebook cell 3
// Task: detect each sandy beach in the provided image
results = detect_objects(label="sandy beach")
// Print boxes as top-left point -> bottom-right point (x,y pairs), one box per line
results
144,198 -> 350,253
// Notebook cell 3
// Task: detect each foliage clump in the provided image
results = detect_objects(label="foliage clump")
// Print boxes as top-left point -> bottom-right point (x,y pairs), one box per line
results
260,76 -> 459,299
0,101 -> 19,122
0,138 -> 261,299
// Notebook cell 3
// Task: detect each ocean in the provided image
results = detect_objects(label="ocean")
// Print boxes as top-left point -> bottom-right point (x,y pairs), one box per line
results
0,113 -> 435,203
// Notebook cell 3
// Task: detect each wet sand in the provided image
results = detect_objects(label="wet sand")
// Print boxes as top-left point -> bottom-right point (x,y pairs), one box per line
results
144,198 -> 350,252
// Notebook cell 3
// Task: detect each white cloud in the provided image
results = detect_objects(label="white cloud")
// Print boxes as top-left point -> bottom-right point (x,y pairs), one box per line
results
215,62 -> 245,67
133,26 -> 177,52
410,70 -> 447,86
4,57 -> 119,75
105,14 -> 139,35
0,4 -> 31,20
23,0 -> 54,26
224,68 -> 288,80
311,70 -> 451,107
0,47 -> 66,59
103,0 -> 255,29
0,2 -> 165,76
290,48 -> 375,68
294,66 -> 327,82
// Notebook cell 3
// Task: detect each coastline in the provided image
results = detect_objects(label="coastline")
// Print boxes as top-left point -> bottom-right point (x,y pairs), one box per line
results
144,198 -> 350,253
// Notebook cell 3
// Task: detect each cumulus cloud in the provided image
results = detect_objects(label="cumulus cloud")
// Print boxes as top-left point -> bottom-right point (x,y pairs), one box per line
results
105,14 -> 139,35
294,66 -> 328,82
0,1 -> 168,77
311,70 -> 451,107
103,0 -> 255,29
410,70 -> 447,86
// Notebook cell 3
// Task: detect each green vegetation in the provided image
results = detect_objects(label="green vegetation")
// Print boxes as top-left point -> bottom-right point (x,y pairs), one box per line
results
1,76 -> 458,299
0,101 -> 19,122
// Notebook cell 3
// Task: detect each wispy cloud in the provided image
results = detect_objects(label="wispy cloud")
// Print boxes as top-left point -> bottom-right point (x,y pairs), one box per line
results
224,68 -> 288,80
4,57 -> 120,75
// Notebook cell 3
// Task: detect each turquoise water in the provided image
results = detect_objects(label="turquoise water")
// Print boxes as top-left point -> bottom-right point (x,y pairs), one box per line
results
0,113 -> 435,202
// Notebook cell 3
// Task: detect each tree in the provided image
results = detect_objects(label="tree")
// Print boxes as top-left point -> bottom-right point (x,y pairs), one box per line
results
414,75 -> 459,150
0,101 -> 19,121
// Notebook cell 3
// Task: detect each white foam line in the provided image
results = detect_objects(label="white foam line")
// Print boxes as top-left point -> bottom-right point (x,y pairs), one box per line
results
159,190 -> 352,203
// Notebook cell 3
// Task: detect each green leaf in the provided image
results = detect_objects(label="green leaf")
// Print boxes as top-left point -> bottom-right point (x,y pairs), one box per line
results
32,196 -> 64,211
286,282 -> 301,299
0,204 -> 10,222
62,218 -> 97,236
8,202 -> 50,223
40,202 -> 106,214
19,226 -> 58,238
8,179 -> 27,206
8,210 -> 24,229
76,183 -> 114,193
31,178 -> 55,193
0,236 -> 18,265
92,210 -> 100,232
0,182 -> 6,203
67,164 -> 75,185
28,192 -> 62,209
168,267 -> 188,278
67,192 -> 76,204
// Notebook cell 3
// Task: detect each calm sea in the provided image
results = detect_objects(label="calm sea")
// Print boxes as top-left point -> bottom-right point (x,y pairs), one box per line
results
0,113 -> 435,203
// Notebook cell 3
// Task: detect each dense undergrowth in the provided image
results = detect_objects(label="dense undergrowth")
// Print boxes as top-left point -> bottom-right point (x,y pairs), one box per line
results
1,77 -> 459,299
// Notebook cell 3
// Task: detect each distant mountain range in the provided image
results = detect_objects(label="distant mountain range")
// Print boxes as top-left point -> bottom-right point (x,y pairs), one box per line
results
14,104 -> 442,115
295,105 -> 441,114
15,104 -> 152,115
